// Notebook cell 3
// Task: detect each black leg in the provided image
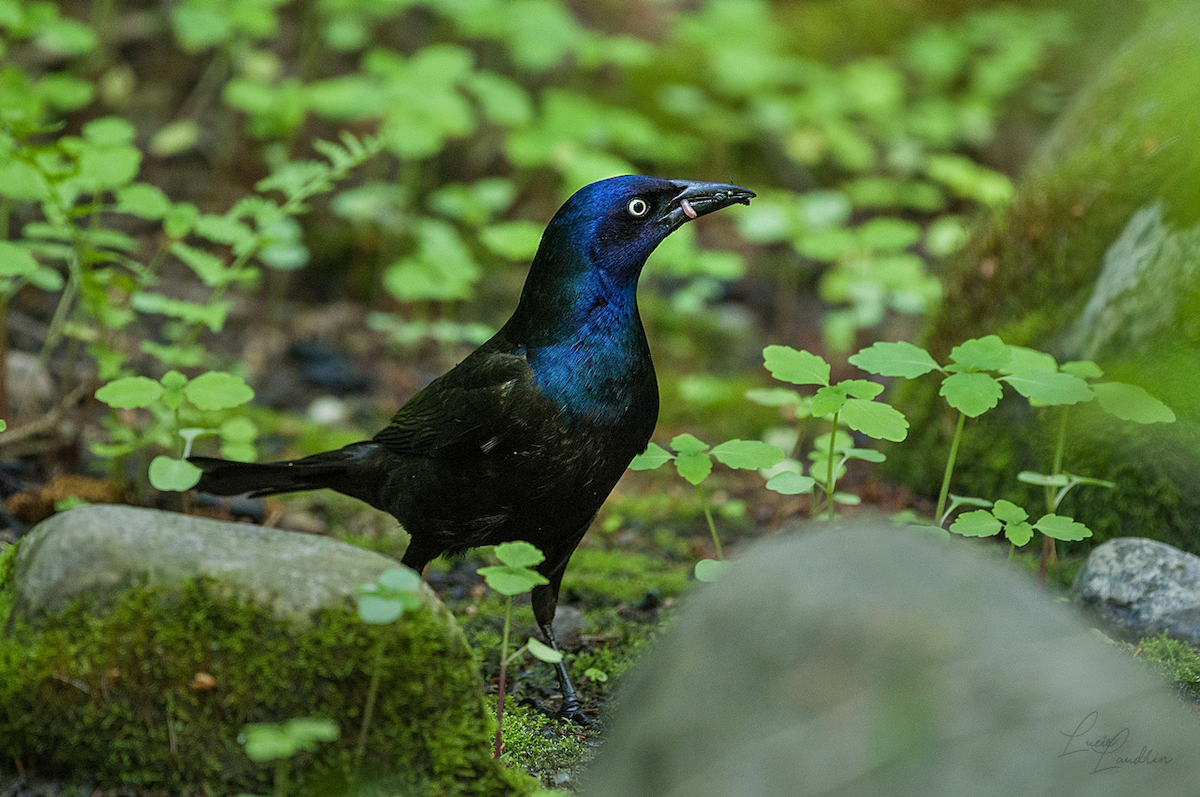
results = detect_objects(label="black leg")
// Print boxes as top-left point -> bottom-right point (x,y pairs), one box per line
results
540,620 -> 589,726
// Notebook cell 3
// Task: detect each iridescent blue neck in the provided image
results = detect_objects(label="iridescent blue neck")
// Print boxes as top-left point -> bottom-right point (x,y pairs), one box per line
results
505,247 -> 651,424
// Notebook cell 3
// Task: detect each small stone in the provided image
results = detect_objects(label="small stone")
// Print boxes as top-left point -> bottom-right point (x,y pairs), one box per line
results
1071,537 -> 1200,642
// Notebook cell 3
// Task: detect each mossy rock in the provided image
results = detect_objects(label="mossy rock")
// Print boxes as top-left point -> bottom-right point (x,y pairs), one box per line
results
889,2 -> 1200,552
0,505 -> 533,796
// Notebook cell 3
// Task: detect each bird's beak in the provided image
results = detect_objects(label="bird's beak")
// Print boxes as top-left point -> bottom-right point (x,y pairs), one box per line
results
660,180 -> 756,227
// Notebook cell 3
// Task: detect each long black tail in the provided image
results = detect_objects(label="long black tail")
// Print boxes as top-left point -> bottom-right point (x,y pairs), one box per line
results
190,442 -> 381,499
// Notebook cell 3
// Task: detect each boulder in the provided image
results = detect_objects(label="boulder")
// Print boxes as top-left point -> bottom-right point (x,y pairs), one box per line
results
887,3 -> 1200,553
1072,536 -> 1200,645
583,524 -> 1200,797
0,504 -> 531,795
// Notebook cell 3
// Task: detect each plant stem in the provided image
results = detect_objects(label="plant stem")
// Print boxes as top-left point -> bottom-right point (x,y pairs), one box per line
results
354,634 -> 387,775
696,484 -> 722,560
1038,407 -> 1070,578
826,411 -> 839,521
493,594 -> 512,759
275,757 -> 290,797
935,412 -> 967,525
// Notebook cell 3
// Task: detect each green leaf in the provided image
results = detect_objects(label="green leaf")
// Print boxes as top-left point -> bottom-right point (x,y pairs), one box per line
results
1061,360 -> 1103,380
844,448 -> 886,463
1001,346 -> 1059,374
991,499 -> 1028,524
494,540 -> 545,569
939,371 -> 1003,417
629,442 -> 673,470
840,398 -> 909,442
948,335 -> 1010,372
810,384 -> 848,417
1016,471 -> 1069,487
583,667 -> 608,682
674,451 -> 712,486
0,241 -> 39,278
1092,382 -> 1175,424
526,637 -> 563,663
172,242 -> 229,287
949,509 -> 1002,538
745,387 -> 803,407
669,433 -> 709,456
36,17 -> 98,56
357,594 -> 406,625
765,471 -> 815,495
1005,521 -> 1034,547
856,217 -> 920,251
183,372 -> 255,411
243,719 -> 338,762
840,379 -> 884,400
1000,369 -> 1092,406
95,376 -> 164,409
148,456 -> 202,491
477,566 -> 548,596
710,440 -> 785,470
1034,514 -> 1092,542
83,117 -> 136,146
848,341 -> 940,378
480,220 -> 542,260
763,346 -> 830,386
946,494 -> 994,513
694,558 -> 730,582
115,183 -> 172,219
378,566 -> 422,593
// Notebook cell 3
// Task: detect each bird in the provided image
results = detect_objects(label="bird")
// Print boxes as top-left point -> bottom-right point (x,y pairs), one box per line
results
190,174 -> 755,721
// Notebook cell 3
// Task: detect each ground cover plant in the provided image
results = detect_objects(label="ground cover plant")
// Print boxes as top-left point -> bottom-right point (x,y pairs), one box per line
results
2,0 -> 1197,793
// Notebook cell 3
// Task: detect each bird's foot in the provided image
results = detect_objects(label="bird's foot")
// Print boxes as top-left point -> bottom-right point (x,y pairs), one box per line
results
557,694 -> 591,727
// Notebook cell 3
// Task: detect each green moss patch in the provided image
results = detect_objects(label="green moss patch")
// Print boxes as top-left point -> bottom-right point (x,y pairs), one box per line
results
0,549 -> 533,796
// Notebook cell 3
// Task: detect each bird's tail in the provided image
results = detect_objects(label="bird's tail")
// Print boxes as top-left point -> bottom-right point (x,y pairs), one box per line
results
190,442 -> 380,499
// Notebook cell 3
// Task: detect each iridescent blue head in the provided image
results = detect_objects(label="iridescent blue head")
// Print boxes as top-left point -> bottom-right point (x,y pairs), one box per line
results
508,175 -> 755,344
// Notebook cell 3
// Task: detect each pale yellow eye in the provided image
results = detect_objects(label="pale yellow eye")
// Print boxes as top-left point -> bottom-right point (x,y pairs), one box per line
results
627,197 -> 649,217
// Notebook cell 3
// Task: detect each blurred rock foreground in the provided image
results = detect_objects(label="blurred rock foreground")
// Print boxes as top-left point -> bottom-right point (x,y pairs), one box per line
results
0,505 -> 530,795
582,523 -> 1200,797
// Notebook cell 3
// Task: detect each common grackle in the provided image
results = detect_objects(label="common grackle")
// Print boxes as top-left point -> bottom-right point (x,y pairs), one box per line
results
190,175 -> 754,720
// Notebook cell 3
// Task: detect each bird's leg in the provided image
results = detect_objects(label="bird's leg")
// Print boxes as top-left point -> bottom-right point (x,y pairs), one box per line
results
539,620 -> 588,726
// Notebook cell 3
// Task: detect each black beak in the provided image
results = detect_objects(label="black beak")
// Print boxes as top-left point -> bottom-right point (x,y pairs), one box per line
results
660,180 -> 756,227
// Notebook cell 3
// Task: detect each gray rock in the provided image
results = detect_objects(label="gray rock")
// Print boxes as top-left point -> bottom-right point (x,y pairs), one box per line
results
582,524 -> 1200,797
9,504 -> 408,624
1,504 -> 527,795
1071,536 -> 1200,643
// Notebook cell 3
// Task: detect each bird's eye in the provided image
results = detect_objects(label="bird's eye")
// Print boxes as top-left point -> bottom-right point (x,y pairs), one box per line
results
627,197 -> 650,218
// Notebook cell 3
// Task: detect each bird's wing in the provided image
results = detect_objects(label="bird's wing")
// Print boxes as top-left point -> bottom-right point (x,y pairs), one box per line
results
371,348 -> 548,458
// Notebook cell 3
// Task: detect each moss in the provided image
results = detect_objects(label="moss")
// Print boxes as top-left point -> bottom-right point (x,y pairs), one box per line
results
1136,633 -> 1200,706
496,704 -> 590,790
561,548 -> 691,606
0,558 -> 535,796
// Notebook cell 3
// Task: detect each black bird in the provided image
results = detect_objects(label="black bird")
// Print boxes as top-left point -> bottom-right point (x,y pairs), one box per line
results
191,175 -> 754,719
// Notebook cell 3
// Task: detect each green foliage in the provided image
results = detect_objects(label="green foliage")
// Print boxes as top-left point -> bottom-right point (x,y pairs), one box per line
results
761,344 -> 906,519
850,337 -> 1173,567
631,433 -> 783,579
478,541 -> 562,757
243,717 -> 340,797
357,566 -> 423,625
93,370 -> 257,491
352,565 -> 424,777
